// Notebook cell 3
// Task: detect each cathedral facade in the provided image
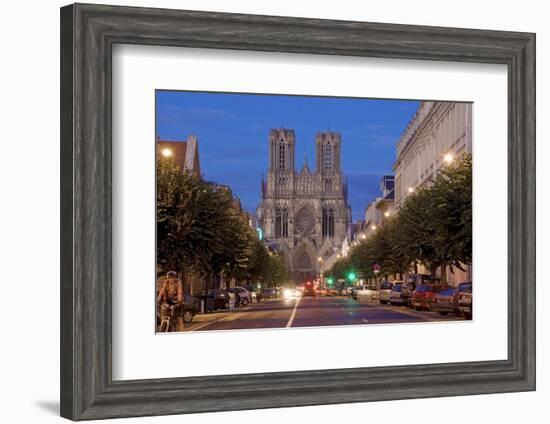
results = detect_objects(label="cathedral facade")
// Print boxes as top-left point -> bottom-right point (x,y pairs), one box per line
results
256,129 -> 350,284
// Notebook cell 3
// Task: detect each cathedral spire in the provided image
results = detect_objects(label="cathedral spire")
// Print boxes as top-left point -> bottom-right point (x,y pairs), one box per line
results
301,149 -> 311,174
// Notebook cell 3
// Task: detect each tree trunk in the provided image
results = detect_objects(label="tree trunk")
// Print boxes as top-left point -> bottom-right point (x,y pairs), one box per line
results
440,263 -> 447,285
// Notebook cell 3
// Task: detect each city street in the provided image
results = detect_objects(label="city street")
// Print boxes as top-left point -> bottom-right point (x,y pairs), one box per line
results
183,296 -> 465,332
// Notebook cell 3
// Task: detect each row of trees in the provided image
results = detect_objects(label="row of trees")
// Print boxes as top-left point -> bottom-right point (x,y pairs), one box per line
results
326,154 -> 472,285
157,157 -> 288,288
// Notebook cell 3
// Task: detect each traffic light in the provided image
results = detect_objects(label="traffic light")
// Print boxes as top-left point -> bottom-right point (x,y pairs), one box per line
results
327,277 -> 334,286
347,272 -> 356,282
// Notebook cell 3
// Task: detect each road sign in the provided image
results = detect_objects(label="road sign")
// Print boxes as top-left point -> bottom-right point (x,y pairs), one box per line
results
373,263 -> 381,273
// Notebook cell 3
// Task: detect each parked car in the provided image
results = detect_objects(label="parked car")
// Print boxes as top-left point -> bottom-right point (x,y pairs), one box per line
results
429,287 -> 457,315
181,294 -> 198,323
262,287 -> 279,298
200,289 -> 230,312
457,284 -> 473,319
389,282 -> 406,305
402,274 -> 441,307
379,280 -> 396,304
156,294 -> 198,328
410,283 -> 448,310
354,285 -> 378,301
228,286 -> 252,306
342,286 -> 355,297
430,282 -> 472,315
244,285 -> 264,302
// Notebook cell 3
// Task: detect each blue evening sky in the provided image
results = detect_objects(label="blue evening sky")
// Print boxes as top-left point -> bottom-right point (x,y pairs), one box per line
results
156,91 -> 419,221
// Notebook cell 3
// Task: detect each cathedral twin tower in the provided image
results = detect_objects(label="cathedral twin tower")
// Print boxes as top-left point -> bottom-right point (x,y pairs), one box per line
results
257,129 -> 350,284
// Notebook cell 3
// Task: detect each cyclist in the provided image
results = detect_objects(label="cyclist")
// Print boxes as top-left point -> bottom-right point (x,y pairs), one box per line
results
157,271 -> 184,331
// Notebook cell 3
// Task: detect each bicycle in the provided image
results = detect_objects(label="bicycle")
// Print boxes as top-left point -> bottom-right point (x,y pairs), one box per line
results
158,303 -> 177,332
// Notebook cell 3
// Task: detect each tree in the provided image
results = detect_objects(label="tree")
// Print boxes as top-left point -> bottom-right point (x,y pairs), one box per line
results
157,156 -> 289,289
325,154 -> 472,284
396,154 -> 472,282
371,218 -> 412,279
157,158 -> 250,280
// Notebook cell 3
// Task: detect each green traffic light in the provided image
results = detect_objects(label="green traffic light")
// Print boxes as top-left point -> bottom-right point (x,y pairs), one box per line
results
348,272 -> 356,281
327,277 -> 334,286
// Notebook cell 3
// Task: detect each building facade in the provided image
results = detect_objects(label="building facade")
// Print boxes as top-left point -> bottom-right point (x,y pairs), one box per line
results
256,129 -> 350,283
156,135 -> 201,177
364,175 -> 395,237
393,101 -> 473,285
393,101 -> 472,207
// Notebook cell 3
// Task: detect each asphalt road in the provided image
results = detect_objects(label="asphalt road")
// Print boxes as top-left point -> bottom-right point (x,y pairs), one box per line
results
184,295 -> 464,332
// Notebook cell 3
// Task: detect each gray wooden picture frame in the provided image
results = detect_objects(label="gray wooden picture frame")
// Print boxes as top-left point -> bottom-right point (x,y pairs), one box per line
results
60,3 -> 536,421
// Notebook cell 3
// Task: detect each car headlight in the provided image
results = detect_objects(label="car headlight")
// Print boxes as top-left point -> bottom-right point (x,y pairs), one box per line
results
283,289 -> 293,298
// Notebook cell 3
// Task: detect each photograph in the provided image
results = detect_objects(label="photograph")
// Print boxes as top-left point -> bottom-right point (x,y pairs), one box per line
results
155,91 -> 473,332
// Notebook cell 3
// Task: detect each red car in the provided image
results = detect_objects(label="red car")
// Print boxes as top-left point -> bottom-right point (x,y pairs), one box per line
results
303,281 -> 316,297
410,283 -> 448,310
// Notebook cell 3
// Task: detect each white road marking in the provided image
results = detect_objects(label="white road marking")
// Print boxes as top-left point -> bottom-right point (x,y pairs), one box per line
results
186,319 -> 220,332
286,296 -> 302,328
362,319 -> 369,323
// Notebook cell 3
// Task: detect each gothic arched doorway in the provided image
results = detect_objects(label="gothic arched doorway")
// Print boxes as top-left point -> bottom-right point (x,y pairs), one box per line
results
297,253 -> 314,284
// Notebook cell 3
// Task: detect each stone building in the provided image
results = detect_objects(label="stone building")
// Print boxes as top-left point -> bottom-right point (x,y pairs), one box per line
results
393,101 -> 472,207
156,135 -> 201,176
393,101 -> 473,285
364,175 -> 395,237
256,129 -> 350,283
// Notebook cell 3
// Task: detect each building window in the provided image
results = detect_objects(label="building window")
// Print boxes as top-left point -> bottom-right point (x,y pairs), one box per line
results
322,208 -> 335,238
328,209 -> 335,237
324,142 -> 332,171
275,208 -> 281,238
279,140 -> 285,170
325,179 -> 332,193
282,207 -> 288,237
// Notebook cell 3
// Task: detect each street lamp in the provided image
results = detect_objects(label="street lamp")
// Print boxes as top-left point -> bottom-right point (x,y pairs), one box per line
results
371,224 -> 377,231
361,233 -> 366,240
384,211 -> 391,217
161,147 -> 173,158
408,187 -> 414,194
443,152 -> 454,164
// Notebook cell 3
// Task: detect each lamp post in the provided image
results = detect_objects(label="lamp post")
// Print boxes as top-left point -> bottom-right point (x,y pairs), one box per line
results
317,256 -> 323,288
443,152 -> 454,164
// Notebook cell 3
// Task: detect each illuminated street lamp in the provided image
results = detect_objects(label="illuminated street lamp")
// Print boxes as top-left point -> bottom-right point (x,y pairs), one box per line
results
443,152 -> 454,164
384,211 -> 391,217
361,234 -> 366,240
408,187 -> 414,194
161,148 -> 173,158
371,224 -> 377,231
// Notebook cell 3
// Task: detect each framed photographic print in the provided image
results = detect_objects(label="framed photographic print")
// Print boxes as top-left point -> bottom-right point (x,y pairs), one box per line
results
60,3 -> 536,420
